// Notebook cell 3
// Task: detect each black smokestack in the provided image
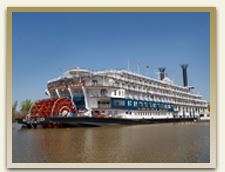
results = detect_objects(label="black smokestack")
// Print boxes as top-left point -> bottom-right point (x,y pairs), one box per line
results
181,64 -> 188,87
158,67 -> 166,80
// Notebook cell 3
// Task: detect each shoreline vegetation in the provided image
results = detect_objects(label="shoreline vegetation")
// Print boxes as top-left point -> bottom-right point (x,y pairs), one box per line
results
12,100 -> 33,122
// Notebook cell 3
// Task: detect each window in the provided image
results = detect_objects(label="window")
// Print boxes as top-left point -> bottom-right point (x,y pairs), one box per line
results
92,80 -> 98,85
113,100 -> 125,106
114,90 -> 117,96
100,89 -> 107,96
98,101 -> 110,108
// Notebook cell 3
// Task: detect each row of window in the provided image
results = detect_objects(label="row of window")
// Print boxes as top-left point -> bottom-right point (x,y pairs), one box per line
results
176,106 -> 205,113
125,90 -> 201,103
111,99 -> 174,111
125,111 -> 170,116
114,90 -> 125,96
127,100 -> 172,109
114,76 -> 189,93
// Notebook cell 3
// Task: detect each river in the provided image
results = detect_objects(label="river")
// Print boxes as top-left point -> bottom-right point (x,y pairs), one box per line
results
12,122 -> 210,163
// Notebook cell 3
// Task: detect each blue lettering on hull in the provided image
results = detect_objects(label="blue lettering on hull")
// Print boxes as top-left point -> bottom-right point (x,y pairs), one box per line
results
111,98 -> 174,112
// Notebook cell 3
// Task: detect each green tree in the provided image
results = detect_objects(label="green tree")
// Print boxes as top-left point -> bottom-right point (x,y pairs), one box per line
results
12,101 -> 18,122
20,99 -> 33,114
12,101 -> 18,116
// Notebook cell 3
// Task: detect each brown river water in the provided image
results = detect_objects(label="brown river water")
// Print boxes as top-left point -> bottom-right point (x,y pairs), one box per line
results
12,122 -> 210,163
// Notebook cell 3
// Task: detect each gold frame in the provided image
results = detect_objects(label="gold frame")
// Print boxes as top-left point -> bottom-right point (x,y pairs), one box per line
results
7,7 -> 216,168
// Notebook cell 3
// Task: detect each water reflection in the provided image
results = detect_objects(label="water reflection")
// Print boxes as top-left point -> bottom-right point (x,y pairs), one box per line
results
13,122 -> 210,163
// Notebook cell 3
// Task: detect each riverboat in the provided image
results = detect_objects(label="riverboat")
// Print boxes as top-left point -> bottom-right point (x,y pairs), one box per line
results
17,64 -> 209,128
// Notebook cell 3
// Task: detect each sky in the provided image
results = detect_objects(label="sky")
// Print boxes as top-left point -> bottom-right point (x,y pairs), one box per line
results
12,12 -> 210,106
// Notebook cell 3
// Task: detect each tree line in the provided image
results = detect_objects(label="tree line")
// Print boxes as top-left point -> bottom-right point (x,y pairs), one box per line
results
12,99 -> 33,122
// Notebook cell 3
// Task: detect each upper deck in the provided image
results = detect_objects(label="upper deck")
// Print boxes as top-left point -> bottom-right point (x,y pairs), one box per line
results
47,68 -> 204,100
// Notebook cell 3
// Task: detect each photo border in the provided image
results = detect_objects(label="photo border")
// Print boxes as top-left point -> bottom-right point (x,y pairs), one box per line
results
7,7 -> 217,168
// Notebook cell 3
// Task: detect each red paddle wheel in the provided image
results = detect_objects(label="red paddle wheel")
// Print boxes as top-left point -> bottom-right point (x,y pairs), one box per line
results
26,98 -> 76,128
29,98 -> 76,118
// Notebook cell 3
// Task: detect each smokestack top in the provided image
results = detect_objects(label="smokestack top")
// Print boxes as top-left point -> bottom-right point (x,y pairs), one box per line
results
158,67 -> 166,72
181,64 -> 188,70
158,67 -> 166,80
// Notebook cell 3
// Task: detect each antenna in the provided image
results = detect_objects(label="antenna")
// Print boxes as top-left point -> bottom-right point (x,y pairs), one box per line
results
153,68 -> 159,78
145,66 -> 150,76
137,63 -> 140,74
127,58 -> 130,71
